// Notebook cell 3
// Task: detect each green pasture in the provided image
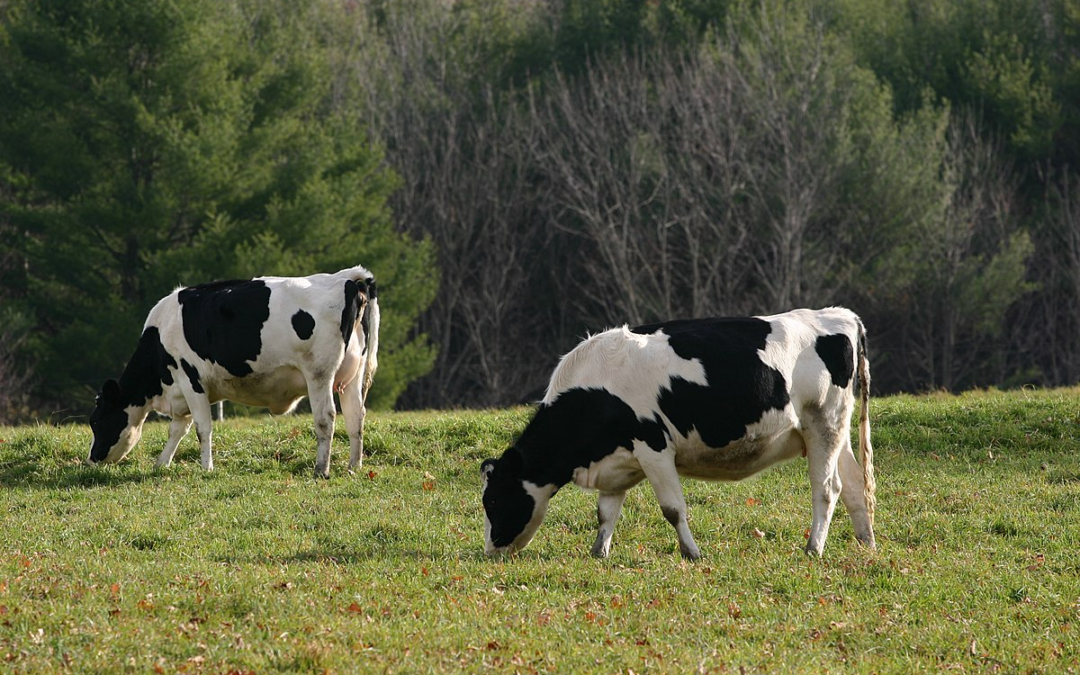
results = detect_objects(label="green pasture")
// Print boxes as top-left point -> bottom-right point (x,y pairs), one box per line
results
1,389 -> 1078,673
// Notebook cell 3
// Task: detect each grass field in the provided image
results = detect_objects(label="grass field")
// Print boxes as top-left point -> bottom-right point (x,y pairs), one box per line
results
1,388 -> 1078,673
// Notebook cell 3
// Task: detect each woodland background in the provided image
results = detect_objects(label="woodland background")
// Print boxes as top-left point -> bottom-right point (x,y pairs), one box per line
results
1,0 -> 1078,421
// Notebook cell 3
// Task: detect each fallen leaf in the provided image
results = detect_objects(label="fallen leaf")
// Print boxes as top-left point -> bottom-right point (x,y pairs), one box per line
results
751,528 -> 765,539
745,498 -> 760,507
346,602 -> 363,613
367,471 -> 377,480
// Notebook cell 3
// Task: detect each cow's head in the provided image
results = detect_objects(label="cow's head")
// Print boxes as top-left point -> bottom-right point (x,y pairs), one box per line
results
480,449 -> 556,556
87,379 -> 146,465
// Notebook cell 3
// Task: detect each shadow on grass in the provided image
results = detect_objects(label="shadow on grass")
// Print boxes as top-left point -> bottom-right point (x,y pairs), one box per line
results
0,455 -> 159,490
217,547 -> 489,566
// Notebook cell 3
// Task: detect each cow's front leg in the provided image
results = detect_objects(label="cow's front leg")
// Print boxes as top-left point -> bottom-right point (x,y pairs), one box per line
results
155,416 -> 192,469
187,395 -> 215,471
590,491 -> 627,558
636,444 -> 701,560
804,422 -> 844,556
837,437 -> 876,549
338,377 -> 365,472
309,382 -> 336,479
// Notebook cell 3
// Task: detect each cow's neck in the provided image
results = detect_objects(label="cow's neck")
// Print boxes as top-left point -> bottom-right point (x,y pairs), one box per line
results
116,326 -> 175,409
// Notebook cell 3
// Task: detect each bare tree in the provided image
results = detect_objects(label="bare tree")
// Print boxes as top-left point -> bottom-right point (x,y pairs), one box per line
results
892,115 -> 1031,391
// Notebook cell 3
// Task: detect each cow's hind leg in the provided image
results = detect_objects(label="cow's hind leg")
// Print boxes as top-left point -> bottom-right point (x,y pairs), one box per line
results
803,408 -> 845,556
591,491 -> 628,558
309,380 -> 336,479
155,416 -> 192,469
636,443 -> 701,560
838,438 -> 876,548
338,377 -> 365,472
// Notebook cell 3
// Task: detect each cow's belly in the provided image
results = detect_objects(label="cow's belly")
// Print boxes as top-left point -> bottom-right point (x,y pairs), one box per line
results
209,366 -> 309,414
673,427 -> 805,481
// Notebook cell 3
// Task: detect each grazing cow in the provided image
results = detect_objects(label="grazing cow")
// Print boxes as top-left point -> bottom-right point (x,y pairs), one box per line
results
88,265 -> 380,478
480,307 -> 875,559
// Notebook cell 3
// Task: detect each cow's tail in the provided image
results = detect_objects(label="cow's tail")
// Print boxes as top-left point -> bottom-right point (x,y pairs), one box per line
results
856,318 -> 875,528
361,276 -> 380,398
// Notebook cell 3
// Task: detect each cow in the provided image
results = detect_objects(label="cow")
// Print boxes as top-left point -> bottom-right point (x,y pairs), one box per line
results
480,307 -> 875,559
87,265 -> 380,479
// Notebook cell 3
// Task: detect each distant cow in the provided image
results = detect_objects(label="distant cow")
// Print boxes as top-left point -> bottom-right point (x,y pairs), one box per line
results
480,308 -> 875,559
88,265 -> 380,478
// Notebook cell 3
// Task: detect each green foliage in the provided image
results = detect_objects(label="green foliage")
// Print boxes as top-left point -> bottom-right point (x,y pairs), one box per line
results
0,0 -> 435,410
1,390 -> 1079,671
830,0 -> 1061,160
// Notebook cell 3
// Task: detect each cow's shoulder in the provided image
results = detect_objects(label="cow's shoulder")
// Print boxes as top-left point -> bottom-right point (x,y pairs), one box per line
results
520,387 -> 666,486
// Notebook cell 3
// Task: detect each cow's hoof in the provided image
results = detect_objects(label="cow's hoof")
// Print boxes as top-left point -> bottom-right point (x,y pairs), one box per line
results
590,542 -> 612,559
680,544 -> 702,561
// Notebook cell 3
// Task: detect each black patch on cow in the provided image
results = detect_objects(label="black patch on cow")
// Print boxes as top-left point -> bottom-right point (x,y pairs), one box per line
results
291,310 -> 316,340
89,326 -> 177,461
178,279 -> 271,377
815,333 -> 854,388
518,388 -> 665,487
340,280 -> 361,345
181,359 -> 204,394
630,317 -> 790,450
360,278 -> 376,346
116,326 -> 176,405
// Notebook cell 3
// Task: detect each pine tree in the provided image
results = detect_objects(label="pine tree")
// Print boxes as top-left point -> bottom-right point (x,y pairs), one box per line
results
0,0 -> 435,411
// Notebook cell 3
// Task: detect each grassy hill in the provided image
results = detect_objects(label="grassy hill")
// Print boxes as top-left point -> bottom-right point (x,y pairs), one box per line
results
1,389 -> 1078,673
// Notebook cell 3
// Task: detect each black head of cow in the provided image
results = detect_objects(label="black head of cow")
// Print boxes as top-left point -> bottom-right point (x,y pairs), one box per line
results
480,448 -> 556,556
87,379 -> 147,465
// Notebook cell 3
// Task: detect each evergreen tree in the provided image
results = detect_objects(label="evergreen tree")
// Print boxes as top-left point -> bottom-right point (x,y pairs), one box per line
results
0,0 -> 435,411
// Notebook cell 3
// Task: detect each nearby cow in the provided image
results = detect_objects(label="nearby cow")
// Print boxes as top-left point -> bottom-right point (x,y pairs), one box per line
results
88,265 -> 380,478
480,307 -> 875,559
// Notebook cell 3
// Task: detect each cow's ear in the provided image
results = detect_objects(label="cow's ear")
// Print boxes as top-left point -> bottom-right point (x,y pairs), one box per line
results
480,459 -> 497,478
101,379 -> 120,404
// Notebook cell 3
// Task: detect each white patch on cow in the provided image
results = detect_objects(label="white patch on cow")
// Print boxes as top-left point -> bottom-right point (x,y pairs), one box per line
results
544,326 -> 707,422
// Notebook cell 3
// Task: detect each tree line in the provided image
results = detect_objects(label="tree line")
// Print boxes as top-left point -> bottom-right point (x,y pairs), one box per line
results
2,0 -> 1079,421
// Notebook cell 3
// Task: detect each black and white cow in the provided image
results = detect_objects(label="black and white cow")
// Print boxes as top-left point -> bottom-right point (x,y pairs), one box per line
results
480,307 -> 875,559
88,265 -> 380,478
